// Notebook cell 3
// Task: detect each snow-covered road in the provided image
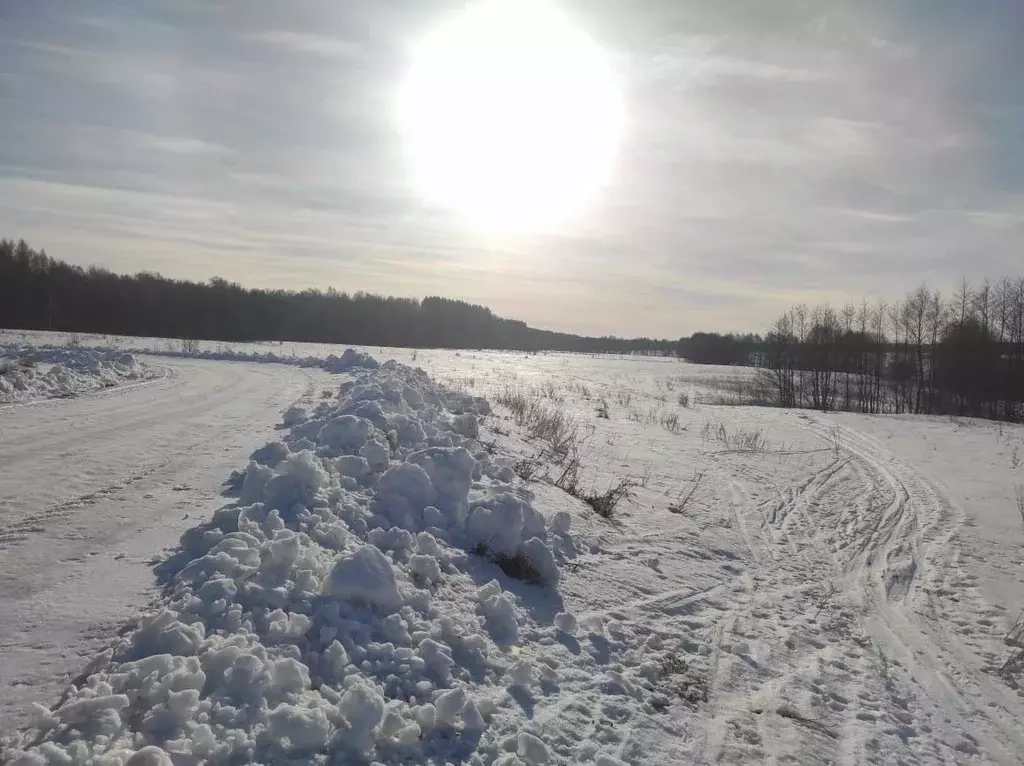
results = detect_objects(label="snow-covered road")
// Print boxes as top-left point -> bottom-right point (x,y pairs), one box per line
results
0,357 -> 332,731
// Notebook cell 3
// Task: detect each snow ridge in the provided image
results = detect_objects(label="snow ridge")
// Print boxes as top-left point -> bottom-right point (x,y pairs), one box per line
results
7,356 -> 578,765
0,346 -> 154,404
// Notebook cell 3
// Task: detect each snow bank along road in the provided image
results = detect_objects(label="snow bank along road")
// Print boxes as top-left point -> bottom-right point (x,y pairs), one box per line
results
0,356 -> 334,733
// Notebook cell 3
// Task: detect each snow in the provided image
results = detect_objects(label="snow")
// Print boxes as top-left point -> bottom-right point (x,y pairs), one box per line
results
4,336 -> 1024,764
0,345 -> 157,403
5,354 -> 576,765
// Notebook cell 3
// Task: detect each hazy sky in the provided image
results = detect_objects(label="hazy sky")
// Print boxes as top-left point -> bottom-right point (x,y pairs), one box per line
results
1,1 -> 1022,338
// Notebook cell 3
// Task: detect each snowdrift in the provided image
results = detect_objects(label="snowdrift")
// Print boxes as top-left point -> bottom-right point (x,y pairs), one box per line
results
0,347 -> 154,404
8,355 -> 581,765
138,345 -> 382,373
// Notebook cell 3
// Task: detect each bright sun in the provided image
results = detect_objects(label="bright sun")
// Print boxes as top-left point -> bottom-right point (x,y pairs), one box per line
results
398,0 -> 625,234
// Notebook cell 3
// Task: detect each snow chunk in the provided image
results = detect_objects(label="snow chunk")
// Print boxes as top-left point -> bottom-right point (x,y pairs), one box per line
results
435,687 -> 467,725
337,454 -> 371,479
319,415 -> 375,454
506,659 -> 536,688
263,450 -> 328,512
360,438 -> 390,472
408,447 -> 476,523
554,611 -> 578,634
322,348 -> 380,372
328,545 -> 403,611
467,496 -> 523,556
54,693 -> 129,724
448,412 -> 479,438
409,553 -> 442,585
267,703 -> 331,751
418,637 -> 455,680
250,440 -> 289,468
520,536 -> 559,586
338,680 -> 385,751
518,732 -> 550,764
478,582 -> 519,643
126,747 -> 174,766
7,753 -> 46,766
549,511 -> 572,535
377,462 -> 437,525
281,405 -> 307,427
240,461 -> 274,505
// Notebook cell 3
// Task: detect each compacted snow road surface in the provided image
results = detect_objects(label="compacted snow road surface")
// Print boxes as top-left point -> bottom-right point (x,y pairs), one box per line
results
0,357 -> 332,730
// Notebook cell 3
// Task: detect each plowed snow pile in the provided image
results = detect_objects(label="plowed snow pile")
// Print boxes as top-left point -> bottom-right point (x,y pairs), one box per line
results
6,356 -> 614,766
0,346 -> 154,404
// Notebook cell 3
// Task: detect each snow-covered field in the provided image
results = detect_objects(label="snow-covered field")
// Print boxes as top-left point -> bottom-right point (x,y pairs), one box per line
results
0,345 -> 156,404
2,332 -> 1023,765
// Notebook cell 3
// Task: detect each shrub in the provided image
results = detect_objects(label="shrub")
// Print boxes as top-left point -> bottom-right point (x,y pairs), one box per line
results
582,478 -> 637,519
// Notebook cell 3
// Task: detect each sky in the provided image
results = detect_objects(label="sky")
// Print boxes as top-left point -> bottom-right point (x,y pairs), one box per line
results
1,1 -> 1022,339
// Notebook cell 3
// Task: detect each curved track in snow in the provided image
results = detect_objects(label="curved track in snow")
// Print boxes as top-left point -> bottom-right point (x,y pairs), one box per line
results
698,417 -> 1024,765
0,356 -> 332,732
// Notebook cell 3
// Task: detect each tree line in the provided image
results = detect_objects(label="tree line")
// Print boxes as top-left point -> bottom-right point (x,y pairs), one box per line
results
676,332 -> 765,366
673,280 -> 1024,423
0,238 -> 676,354
759,280 -> 1024,422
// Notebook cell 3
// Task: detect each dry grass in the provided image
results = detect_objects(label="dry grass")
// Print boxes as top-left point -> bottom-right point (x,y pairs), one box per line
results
551,453 -> 583,496
661,412 -> 684,434
513,456 -> 541,482
568,381 -> 592,399
496,386 -> 580,464
702,420 -> 771,452
1000,611 -> 1024,681
684,370 -> 778,407
668,471 -> 705,514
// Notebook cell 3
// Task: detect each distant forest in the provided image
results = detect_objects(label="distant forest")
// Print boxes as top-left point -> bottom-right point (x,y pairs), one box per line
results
0,238 -> 675,354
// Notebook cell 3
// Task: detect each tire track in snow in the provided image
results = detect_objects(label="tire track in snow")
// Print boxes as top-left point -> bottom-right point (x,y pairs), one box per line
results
691,415 -> 1021,764
805,419 -> 1024,762
0,462 -> 170,549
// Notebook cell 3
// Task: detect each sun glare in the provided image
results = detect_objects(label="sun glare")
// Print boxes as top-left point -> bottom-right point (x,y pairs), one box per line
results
398,0 -> 625,234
